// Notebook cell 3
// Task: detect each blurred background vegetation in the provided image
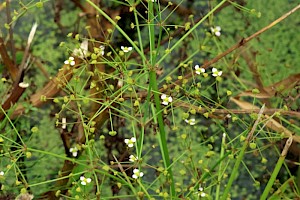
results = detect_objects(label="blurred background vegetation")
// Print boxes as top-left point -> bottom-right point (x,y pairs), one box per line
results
0,0 -> 300,199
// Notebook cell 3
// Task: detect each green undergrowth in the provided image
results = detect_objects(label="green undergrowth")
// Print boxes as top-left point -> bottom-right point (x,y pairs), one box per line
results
0,0 -> 300,199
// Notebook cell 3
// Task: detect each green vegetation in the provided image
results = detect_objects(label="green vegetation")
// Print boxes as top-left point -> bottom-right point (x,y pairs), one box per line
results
0,0 -> 300,199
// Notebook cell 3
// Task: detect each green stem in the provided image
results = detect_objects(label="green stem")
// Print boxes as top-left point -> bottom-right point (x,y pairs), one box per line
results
148,2 -> 174,196
157,0 -> 227,65
222,104 -> 265,200
85,0 -> 145,61
221,141 -> 247,200
216,133 -> 226,199
0,106 -> 25,146
260,137 -> 293,200
149,72 -> 175,197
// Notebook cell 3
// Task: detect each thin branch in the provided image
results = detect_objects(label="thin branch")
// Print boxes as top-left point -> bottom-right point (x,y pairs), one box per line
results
177,102 -> 300,118
167,3 -> 300,92
0,37 -> 18,81
5,0 -> 16,64
129,0 -> 236,59
159,0 -> 193,16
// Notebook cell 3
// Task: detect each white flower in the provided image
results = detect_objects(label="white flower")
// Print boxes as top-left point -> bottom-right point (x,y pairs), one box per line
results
212,68 -> 222,77
93,45 -> 105,56
69,146 -> 78,157
62,118 -> 67,129
152,0 -> 157,2
185,118 -> 196,125
0,171 -> 4,176
132,168 -> 144,179
129,155 -> 138,162
124,137 -> 136,148
80,176 -> 91,185
210,26 -> 221,37
100,45 -> 105,56
19,82 -> 29,88
161,94 -> 173,105
121,46 -> 133,53
64,56 -> 75,66
199,187 -> 206,197
195,65 -> 205,75
73,40 -> 88,58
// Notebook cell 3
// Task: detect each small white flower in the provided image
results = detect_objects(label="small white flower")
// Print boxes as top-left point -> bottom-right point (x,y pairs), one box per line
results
185,118 -> 196,125
129,155 -> 138,162
62,118 -> 67,129
161,94 -> 173,105
80,176 -> 91,185
73,40 -> 88,58
69,146 -> 78,157
64,56 -> 75,66
19,82 -> 29,88
94,45 -> 105,56
211,26 -> 221,37
121,46 -> 133,53
200,192 -> 206,197
151,0 -> 157,2
100,45 -> 105,56
212,68 -> 222,77
124,137 -> 136,148
198,187 -> 206,197
132,168 -> 144,179
195,65 -> 205,75
0,171 -> 4,176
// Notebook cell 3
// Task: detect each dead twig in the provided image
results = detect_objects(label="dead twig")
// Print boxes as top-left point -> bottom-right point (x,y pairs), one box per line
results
167,3 -> 300,92
0,37 -> 18,81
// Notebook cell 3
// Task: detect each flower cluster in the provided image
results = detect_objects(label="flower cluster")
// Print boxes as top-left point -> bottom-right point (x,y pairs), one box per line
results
161,94 -> 173,105
69,146 -> 78,157
211,26 -> 221,37
80,176 -> 91,185
73,40 -> 88,58
212,67 -> 222,77
194,65 -> 222,78
121,46 -> 133,53
195,65 -> 205,75
132,168 -> 144,179
185,118 -> 196,125
64,56 -> 75,66
124,137 -> 136,148
129,155 -> 138,162
124,139 -> 144,179
95,45 -> 105,56
198,187 -> 207,197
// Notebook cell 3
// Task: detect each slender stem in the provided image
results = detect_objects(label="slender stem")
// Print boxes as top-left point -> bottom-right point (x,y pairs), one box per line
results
216,133 -> 226,199
147,1 -> 175,196
157,0 -> 227,65
0,106 -> 25,146
85,0 -> 145,61
260,137 -> 293,200
221,104 -> 265,200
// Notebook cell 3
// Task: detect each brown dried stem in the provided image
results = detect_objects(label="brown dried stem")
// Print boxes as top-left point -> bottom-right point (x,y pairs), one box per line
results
177,102 -> 300,118
0,37 -> 18,81
167,3 -> 300,92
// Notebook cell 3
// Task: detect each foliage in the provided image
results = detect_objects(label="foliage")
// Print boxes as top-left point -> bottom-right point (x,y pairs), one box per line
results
0,0 -> 300,199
